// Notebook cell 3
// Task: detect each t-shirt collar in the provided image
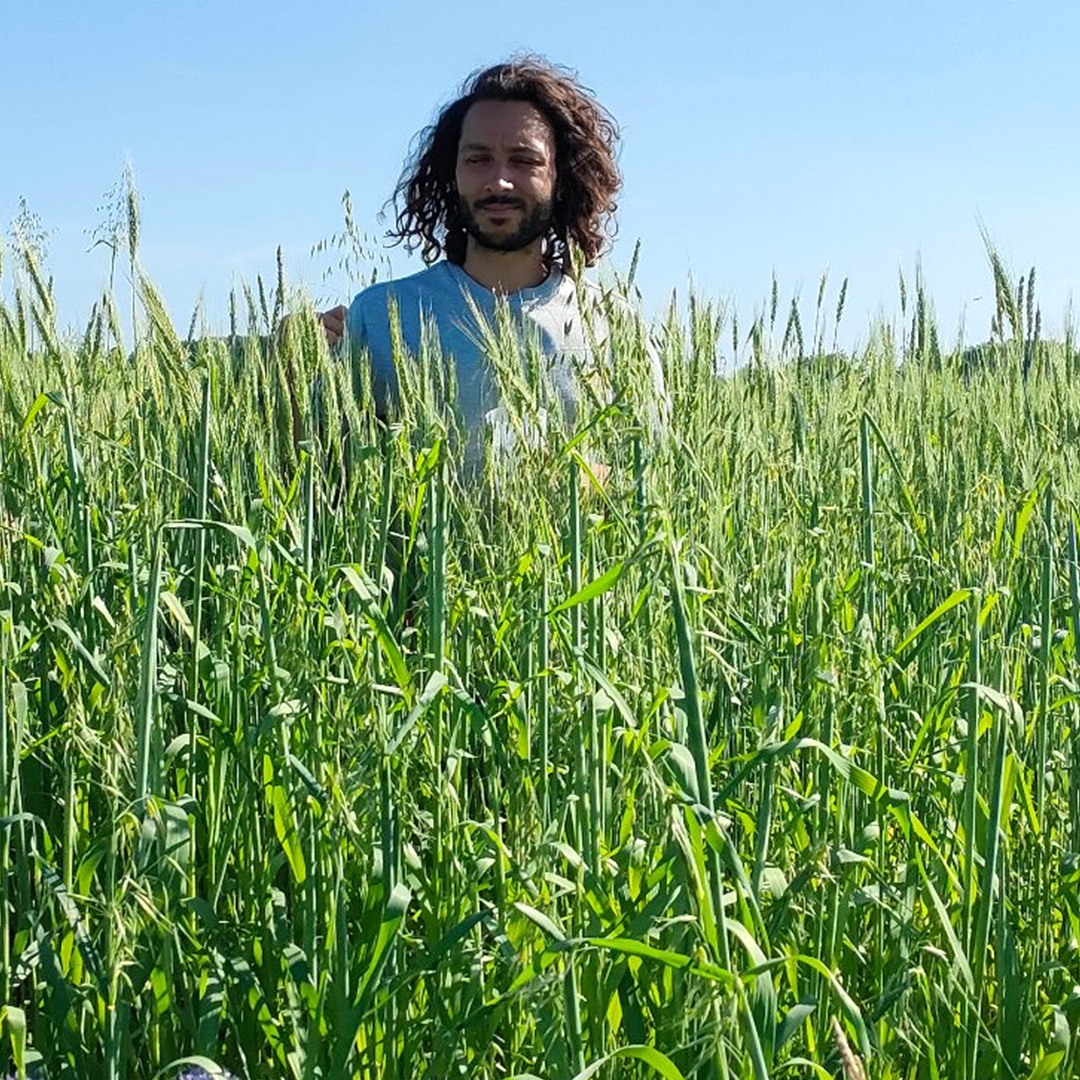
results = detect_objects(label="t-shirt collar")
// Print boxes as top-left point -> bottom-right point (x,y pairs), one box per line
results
447,261 -> 563,305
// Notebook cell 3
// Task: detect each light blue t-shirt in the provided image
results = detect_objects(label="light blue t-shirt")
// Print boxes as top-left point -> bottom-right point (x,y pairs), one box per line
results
347,261 -> 603,432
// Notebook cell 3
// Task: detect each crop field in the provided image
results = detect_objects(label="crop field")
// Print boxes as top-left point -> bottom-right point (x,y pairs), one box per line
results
1,226 -> 1079,1079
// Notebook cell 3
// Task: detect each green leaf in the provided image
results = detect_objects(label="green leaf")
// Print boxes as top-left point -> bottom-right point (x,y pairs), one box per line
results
584,936 -> 733,986
1028,1050 -> 1064,1080
164,734 -> 197,762
135,529 -> 164,804
387,670 -> 447,754
286,753 -> 328,807
169,517 -> 256,551
1,1005 -> 28,1078
957,681 -> 1024,728
1013,480 -> 1043,560
915,850 -> 975,994
551,559 -> 624,613
790,953 -> 871,1059
39,859 -> 107,992
50,618 -> 111,688
332,883 -> 411,1074
514,901 -> 567,943
160,590 -> 194,640
663,741 -> 700,802
571,1044 -> 687,1080
776,1003 -> 816,1051
270,784 -> 306,884
862,411 -> 927,541
771,1058 -> 833,1080
579,654 -> 638,732
887,588 -> 971,662
166,695 -> 222,726
723,736 -> 957,892
21,391 -> 54,434
419,910 -> 492,969
340,565 -> 411,698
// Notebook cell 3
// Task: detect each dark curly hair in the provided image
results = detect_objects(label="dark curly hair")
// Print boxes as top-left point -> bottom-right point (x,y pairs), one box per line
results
386,56 -> 621,276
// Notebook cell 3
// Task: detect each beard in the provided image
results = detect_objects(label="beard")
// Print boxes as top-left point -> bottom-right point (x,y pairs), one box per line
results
458,194 -> 555,253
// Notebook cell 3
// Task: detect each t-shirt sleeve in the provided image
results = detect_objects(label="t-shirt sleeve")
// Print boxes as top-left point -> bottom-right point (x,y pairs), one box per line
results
346,292 -> 367,350
347,290 -> 397,418
604,290 -> 670,436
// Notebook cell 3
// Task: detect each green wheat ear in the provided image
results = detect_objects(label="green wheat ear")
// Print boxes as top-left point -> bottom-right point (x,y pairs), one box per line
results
125,162 -> 140,263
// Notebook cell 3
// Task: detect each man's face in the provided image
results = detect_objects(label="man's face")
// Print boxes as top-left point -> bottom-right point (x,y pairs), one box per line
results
455,99 -> 557,254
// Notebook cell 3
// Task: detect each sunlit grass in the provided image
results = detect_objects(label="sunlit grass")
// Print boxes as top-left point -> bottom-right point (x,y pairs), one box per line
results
0,213 -> 1078,1079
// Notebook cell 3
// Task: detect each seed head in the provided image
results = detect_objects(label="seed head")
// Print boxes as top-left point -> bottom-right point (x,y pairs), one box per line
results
831,1017 -> 867,1080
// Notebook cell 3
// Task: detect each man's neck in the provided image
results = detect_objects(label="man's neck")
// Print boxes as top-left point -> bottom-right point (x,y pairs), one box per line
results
461,239 -> 549,294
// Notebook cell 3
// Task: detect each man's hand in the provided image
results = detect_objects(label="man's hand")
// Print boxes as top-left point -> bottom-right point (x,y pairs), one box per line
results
580,460 -> 610,495
319,305 -> 347,347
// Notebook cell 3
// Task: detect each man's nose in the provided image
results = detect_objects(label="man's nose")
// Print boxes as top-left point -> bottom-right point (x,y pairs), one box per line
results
483,169 -> 514,193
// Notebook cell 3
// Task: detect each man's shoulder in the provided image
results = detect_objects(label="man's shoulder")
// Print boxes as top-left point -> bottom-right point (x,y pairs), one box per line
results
547,272 -> 628,327
548,270 -> 609,313
572,272 -> 625,304
570,274 -> 640,323
350,263 -> 454,314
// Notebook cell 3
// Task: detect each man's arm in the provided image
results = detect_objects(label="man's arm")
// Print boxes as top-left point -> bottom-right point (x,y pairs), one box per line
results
326,295 -> 392,424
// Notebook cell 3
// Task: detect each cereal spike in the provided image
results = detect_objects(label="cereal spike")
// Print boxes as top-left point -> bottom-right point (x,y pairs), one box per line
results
832,1017 -> 867,1080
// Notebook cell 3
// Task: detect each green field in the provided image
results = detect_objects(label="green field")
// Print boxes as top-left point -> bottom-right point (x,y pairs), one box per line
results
1,229 -> 1079,1079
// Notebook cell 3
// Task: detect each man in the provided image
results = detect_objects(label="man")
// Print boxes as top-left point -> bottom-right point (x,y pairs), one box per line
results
319,56 -> 664,464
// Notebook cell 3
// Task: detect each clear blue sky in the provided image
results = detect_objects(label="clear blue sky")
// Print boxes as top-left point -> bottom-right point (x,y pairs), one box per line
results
4,1 -> 1078,351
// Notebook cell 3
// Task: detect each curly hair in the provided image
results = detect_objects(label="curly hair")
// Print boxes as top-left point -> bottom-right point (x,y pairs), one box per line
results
386,56 -> 621,276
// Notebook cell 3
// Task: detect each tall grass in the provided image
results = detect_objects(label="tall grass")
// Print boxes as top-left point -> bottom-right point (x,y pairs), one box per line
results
0,229 -> 1078,1080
